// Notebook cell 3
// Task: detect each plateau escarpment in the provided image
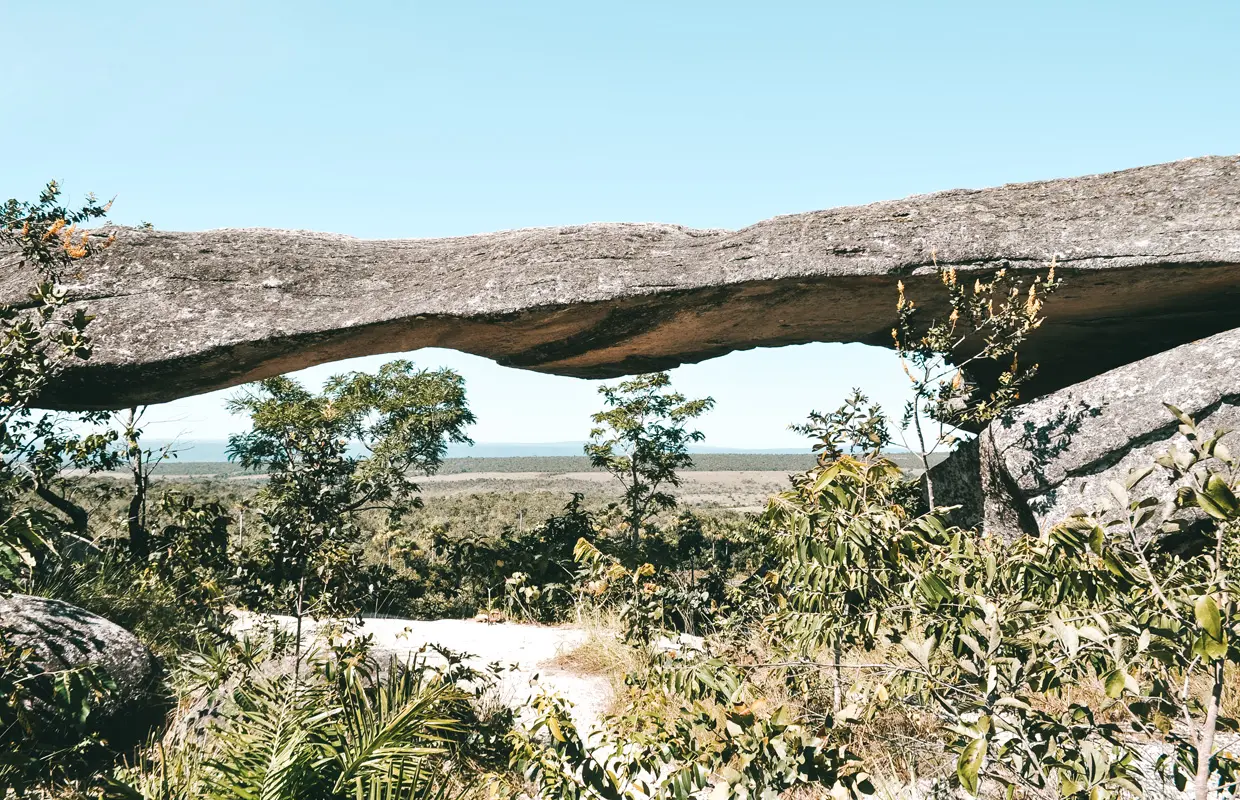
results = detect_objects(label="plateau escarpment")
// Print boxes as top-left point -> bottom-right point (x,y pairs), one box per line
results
4,155 -> 1240,410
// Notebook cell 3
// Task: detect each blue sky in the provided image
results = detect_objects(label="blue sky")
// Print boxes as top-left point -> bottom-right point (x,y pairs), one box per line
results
4,1 -> 1237,449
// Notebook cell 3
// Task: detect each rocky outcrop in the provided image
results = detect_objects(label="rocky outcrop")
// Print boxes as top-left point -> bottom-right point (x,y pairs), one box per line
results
3,156 -> 1240,410
0,594 -> 165,746
929,326 -> 1240,537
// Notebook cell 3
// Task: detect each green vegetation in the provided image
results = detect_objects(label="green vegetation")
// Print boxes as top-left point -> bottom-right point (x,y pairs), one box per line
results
3,183 -> 1236,800
585,373 -> 715,556
892,263 -> 1060,503
224,364 -> 474,625
1,184 -> 122,793
109,642 -> 510,800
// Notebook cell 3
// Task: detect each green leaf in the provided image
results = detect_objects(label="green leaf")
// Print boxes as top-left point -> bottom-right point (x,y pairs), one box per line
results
1192,631 -> 1229,661
1203,473 -> 1239,516
1193,490 -> 1230,521
1050,613 -> 1080,658
1105,670 -> 1127,698
919,573 -> 953,604
1124,465 -> 1155,491
901,635 -> 937,670
547,713 -> 565,742
994,697 -> 1031,711
1163,403 -> 1195,428
1078,625 -> 1107,644
957,735 -> 987,795
1088,524 -> 1105,556
1196,594 -> 1223,641
1106,480 -> 1129,509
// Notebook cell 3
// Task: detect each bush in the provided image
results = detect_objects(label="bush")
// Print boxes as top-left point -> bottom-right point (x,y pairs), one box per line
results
108,635 -> 512,800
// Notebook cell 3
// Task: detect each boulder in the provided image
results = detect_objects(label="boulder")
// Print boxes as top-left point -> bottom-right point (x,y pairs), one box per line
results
0,593 -> 165,747
3,156 -> 1240,410
929,326 -> 1240,536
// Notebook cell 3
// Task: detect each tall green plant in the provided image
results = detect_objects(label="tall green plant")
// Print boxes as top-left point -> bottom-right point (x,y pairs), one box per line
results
226,362 -> 474,626
585,373 -> 713,557
1,182 -> 111,591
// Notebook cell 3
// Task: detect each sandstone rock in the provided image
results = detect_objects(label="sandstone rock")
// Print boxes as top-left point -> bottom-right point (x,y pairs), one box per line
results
930,326 -> 1240,536
0,593 -> 165,746
3,156 -> 1240,410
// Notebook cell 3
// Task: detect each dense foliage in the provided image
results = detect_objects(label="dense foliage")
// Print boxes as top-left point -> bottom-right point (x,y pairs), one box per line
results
225,363 -> 475,620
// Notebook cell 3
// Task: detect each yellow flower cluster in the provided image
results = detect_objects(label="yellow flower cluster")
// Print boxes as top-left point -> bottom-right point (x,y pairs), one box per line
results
27,217 -> 110,259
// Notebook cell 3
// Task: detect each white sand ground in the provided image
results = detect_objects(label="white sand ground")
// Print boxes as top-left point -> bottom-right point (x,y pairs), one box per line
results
236,614 -> 612,731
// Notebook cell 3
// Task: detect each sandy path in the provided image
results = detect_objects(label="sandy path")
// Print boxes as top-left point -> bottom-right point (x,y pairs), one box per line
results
239,614 -> 612,731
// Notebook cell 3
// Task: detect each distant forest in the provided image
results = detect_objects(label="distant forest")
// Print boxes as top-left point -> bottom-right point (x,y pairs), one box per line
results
141,451 -> 943,477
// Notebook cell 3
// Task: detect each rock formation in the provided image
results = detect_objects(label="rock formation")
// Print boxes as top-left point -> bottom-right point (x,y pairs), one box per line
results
3,155 -> 1239,410
930,325 -> 1240,537
0,593 -> 165,746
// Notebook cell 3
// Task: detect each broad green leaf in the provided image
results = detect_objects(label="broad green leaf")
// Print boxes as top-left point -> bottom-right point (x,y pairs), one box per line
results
1194,490 -> 1230,521
1050,613 -> 1080,658
919,573 -> 953,604
1106,481 -> 1129,510
994,697 -> 1031,711
1195,594 -> 1223,641
1105,670 -> 1127,698
1203,473 -> 1239,516
1088,524 -> 1105,556
1078,625 -> 1107,644
546,713 -> 565,742
1124,465 -> 1155,491
957,735 -> 987,795
901,635 -> 937,670
1192,632 -> 1229,661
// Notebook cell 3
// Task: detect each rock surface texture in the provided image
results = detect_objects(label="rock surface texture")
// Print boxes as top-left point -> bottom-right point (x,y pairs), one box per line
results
3,156 -> 1240,410
931,326 -> 1240,537
0,593 -> 164,745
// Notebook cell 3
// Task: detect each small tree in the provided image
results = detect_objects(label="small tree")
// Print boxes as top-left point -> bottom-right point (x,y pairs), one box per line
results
1,181 -> 112,589
1,182 -> 119,792
585,372 -> 713,557
22,412 -> 118,537
114,407 -> 179,560
226,361 -> 474,628
893,261 -> 1060,505
766,390 -> 914,711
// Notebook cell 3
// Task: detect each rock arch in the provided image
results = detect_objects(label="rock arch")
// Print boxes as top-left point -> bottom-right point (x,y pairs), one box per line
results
4,155 -> 1239,411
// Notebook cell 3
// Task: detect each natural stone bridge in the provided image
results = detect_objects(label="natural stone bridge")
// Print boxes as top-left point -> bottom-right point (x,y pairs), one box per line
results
4,155 -> 1240,411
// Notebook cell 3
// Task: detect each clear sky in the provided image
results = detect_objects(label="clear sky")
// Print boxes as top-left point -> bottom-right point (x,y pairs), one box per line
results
4,1 -> 1237,449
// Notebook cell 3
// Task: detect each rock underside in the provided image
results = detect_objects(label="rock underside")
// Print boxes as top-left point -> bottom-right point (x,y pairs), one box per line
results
3,155 -> 1240,410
